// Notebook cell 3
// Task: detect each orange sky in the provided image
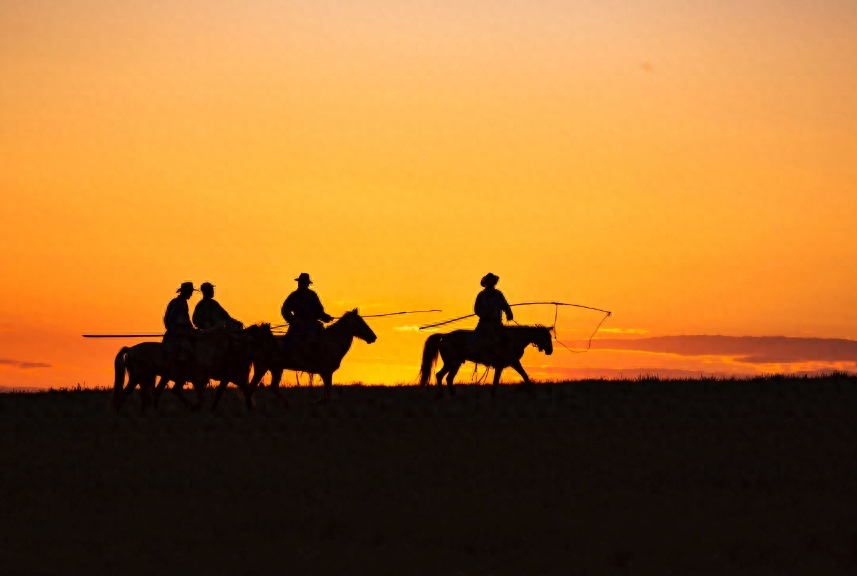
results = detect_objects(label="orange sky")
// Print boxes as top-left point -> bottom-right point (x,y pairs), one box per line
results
2,0 -> 856,388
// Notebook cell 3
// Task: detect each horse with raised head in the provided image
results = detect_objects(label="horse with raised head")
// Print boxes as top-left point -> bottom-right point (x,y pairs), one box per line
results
246,309 -> 377,406
418,325 -> 553,398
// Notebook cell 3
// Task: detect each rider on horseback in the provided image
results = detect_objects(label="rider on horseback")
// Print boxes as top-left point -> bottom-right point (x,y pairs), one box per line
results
193,282 -> 243,331
281,273 -> 333,358
163,281 -> 197,363
473,273 -> 513,361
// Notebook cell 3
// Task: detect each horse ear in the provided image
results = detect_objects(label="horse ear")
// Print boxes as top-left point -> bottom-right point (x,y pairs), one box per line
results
352,308 -> 358,314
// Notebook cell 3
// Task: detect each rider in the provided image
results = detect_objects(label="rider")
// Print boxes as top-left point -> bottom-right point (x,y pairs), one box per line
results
473,273 -> 513,360
192,282 -> 243,331
281,273 -> 333,355
163,281 -> 197,362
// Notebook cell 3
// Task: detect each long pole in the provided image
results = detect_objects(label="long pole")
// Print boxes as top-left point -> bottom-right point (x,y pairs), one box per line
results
83,334 -> 164,338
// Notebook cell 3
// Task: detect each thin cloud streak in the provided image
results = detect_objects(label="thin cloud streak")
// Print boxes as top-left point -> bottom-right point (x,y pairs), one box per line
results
587,335 -> 857,365
0,359 -> 52,370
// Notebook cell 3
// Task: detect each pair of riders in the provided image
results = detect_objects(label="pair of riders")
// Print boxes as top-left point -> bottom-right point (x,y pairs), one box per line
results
162,281 -> 243,364
163,270 -> 514,365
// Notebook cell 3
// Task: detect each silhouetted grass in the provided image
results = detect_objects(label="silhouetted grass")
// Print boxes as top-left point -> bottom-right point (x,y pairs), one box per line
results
2,373 -> 856,575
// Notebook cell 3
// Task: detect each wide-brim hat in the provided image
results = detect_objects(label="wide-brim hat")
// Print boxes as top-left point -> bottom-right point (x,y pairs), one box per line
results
295,273 -> 312,284
176,281 -> 196,293
481,273 -> 499,287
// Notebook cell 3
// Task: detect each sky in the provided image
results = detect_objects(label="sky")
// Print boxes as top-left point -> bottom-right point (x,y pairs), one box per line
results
2,0 -> 857,388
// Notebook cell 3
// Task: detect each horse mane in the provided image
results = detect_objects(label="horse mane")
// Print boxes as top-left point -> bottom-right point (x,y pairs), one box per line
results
326,309 -> 358,329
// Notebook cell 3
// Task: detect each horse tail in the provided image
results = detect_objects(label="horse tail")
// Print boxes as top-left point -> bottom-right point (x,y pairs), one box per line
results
110,347 -> 130,412
418,334 -> 443,386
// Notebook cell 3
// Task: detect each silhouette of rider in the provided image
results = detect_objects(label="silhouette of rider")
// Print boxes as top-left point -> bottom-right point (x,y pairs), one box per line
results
473,273 -> 513,360
193,282 -> 243,331
281,273 -> 333,356
163,282 -> 197,362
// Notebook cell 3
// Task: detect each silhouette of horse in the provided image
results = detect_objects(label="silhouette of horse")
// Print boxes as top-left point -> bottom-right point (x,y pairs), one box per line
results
418,325 -> 553,398
247,309 -> 376,406
110,342 -> 169,413
158,323 -> 277,412
111,324 -> 276,413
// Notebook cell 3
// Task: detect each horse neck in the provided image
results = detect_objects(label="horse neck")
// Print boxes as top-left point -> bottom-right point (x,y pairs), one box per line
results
324,319 -> 356,356
508,326 -> 543,350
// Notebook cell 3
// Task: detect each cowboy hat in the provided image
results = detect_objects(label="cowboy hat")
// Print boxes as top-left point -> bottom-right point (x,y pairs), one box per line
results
481,273 -> 499,287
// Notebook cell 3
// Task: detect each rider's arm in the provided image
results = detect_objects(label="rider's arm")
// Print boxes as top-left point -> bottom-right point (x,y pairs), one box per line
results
314,293 -> 334,322
502,296 -> 513,322
281,298 -> 295,323
474,292 -> 486,319
214,301 -> 232,322
176,302 -> 193,328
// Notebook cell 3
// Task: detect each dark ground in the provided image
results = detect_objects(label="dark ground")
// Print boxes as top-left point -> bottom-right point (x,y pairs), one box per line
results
2,375 -> 857,575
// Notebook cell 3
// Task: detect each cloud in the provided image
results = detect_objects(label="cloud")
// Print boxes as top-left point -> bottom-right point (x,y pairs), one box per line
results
588,336 -> 857,365
0,359 -> 53,370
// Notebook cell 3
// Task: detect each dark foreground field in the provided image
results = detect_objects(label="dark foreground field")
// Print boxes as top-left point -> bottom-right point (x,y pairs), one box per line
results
2,376 -> 857,575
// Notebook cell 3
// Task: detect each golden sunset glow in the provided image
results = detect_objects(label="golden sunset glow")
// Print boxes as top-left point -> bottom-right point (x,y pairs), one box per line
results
2,1 -> 856,388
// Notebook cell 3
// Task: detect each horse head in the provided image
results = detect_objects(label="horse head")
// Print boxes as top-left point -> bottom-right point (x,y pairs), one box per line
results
534,325 -> 554,355
341,308 -> 377,344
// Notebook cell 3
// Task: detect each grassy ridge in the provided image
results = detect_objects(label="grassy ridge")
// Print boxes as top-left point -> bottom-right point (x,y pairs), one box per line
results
2,375 -> 857,575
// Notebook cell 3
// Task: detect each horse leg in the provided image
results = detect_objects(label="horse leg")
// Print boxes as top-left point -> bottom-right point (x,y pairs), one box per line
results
435,363 -> 449,399
243,369 -> 261,409
140,377 -> 154,413
269,368 -> 289,409
152,376 -> 163,409
168,380 -> 192,410
446,362 -> 462,397
113,368 -> 138,412
190,379 -> 207,412
313,372 -> 333,404
113,377 -> 135,413
211,379 -> 228,411
510,360 -> 534,397
492,366 -> 504,398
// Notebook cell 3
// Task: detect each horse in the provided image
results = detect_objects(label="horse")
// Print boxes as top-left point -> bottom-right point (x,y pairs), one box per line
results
418,325 -> 554,398
246,309 -> 377,406
110,342 -> 170,413
153,323 -> 278,412
111,324 -> 276,414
